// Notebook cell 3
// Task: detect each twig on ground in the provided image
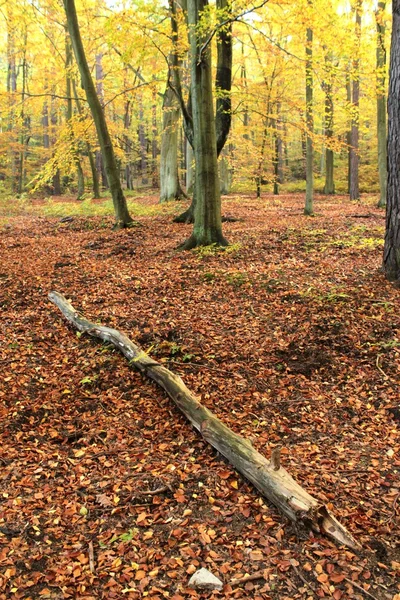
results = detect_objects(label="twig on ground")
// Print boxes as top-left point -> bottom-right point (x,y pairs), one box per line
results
290,560 -> 316,595
88,541 -> 95,573
344,578 -> 379,600
230,571 -> 266,586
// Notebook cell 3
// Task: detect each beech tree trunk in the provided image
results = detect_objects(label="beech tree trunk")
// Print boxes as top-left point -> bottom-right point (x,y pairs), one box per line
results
173,0 -> 232,235
66,34 -> 84,200
349,2 -> 362,202
160,86 -> 185,202
72,78 -> 100,199
186,136 -> 194,194
383,0 -> 400,281
323,54 -> 335,195
376,1 -> 387,209
180,0 -> 227,249
63,0 -> 133,227
304,6 -> 314,216
49,291 -> 361,552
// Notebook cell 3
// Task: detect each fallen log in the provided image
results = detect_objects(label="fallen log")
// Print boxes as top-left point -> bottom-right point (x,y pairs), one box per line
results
49,291 -> 360,550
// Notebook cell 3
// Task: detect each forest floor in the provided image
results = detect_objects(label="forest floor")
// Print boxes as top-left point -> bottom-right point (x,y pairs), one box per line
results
0,192 -> 399,600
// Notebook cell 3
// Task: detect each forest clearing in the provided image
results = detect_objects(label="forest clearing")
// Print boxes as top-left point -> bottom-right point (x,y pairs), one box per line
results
0,193 -> 399,599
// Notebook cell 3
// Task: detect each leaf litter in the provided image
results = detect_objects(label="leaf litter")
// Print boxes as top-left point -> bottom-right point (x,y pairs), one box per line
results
0,193 -> 399,599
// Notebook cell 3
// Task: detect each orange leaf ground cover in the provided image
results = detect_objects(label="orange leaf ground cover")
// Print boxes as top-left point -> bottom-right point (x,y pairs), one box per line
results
0,193 -> 399,599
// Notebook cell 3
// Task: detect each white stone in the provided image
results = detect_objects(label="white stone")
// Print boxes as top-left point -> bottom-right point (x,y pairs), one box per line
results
188,568 -> 223,591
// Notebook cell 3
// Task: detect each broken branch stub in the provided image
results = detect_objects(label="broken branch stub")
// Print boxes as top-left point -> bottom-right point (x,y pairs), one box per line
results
48,291 -> 361,550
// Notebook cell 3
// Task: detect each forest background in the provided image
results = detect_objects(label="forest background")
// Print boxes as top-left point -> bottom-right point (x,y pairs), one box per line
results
0,0 -> 391,207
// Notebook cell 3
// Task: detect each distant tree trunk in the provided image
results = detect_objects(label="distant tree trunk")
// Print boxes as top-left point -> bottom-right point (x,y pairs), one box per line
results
160,86 -> 185,202
323,53 -> 335,195
383,0 -> 400,281
346,70 -> 352,193
50,93 -> 62,196
95,53 -> 107,190
151,97 -> 158,188
7,22 -> 18,194
219,156 -> 232,195
304,2 -> 314,216
256,126 -> 268,199
185,136 -> 194,194
17,45 -> 28,195
72,78 -> 100,198
63,0 -> 133,227
376,1 -> 387,208
138,97 -> 148,185
349,2 -> 362,201
179,0 -> 227,249
66,34 -> 84,199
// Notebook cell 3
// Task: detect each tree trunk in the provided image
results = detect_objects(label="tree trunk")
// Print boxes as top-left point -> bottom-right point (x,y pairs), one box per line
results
346,70 -> 352,194
304,5 -> 314,216
383,0 -> 400,281
66,34 -> 84,200
49,290 -> 361,552
138,97 -> 148,185
160,86 -> 185,202
180,0 -> 227,249
185,135 -> 194,194
376,1 -> 387,208
323,54 -> 335,195
95,53 -> 108,190
50,93 -> 62,196
7,22 -> 18,194
72,78 -> 100,199
219,156 -> 232,195
63,0 -> 133,227
349,2 -> 362,202
173,0 -> 232,233
151,97 -> 159,188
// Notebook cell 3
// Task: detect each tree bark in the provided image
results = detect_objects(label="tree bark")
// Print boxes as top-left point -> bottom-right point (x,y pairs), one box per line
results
66,34 -> 84,200
323,54 -> 335,195
304,5 -> 314,216
349,2 -> 362,202
63,0 -> 133,227
383,0 -> 400,281
49,290 -> 361,552
160,86 -> 185,202
180,0 -> 227,249
172,0 -> 232,234
376,1 -> 387,209
72,78 -> 100,199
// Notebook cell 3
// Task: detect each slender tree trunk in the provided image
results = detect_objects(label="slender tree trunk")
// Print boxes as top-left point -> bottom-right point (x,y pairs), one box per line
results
185,135 -> 194,194
95,53 -> 107,190
72,78 -> 100,198
304,3 -> 314,216
63,0 -> 133,227
346,70 -> 352,193
219,156 -> 232,195
376,1 -> 387,208
180,0 -> 227,249
324,55 -> 335,195
383,0 -> 400,281
17,46 -> 28,195
66,34 -> 84,199
138,97 -> 148,185
7,23 -> 18,194
160,85 -> 185,202
151,97 -> 158,188
349,2 -> 362,201
50,92 -> 62,196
